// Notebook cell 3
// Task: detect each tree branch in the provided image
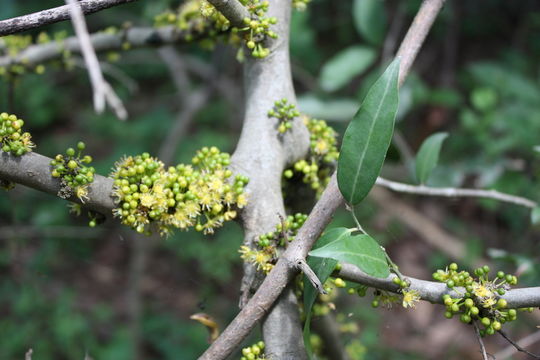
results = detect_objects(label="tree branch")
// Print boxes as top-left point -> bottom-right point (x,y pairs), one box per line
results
205,0 -> 252,28
376,177 -> 537,209
0,26 -> 204,68
0,150 -> 115,216
337,263 -> 540,308
0,0 -> 138,36
395,0 -> 446,86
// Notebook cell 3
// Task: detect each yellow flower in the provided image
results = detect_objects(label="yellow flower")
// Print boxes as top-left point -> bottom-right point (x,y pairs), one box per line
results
237,194 -> 247,208
472,283 -> 493,299
76,186 -> 89,203
402,289 -> 420,308
140,193 -> 155,207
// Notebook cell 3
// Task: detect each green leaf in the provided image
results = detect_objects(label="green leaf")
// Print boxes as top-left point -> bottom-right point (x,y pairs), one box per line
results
303,256 -> 337,358
337,59 -> 400,205
302,228 -> 349,358
308,231 -> 390,278
415,132 -> 449,184
353,0 -> 387,45
531,207 -> 540,225
319,46 -> 376,92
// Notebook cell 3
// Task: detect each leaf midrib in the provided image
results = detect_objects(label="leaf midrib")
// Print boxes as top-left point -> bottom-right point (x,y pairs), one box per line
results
348,69 -> 395,203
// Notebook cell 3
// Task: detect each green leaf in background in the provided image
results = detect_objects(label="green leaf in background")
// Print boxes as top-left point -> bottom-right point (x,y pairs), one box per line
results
303,228 -> 350,359
302,256 -> 337,359
415,132 -> 449,184
309,231 -> 389,278
298,95 -> 359,122
303,228 -> 352,358
319,46 -> 376,92
337,59 -> 400,205
531,207 -> 540,225
353,0 -> 387,45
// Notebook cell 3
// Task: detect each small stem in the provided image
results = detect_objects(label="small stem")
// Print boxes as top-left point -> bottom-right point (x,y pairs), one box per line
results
473,321 -> 489,360
499,330 -> 540,359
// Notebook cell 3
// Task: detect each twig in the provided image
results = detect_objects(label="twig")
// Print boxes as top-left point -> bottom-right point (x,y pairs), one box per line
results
71,57 -> 139,94
25,349 -> 32,360
0,0 -> 137,36
295,258 -> 326,295
495,331 -> 540,359
375,177 -> 537,209
65,0 -> 127,120
395,0 -> 447,86
205,0 -> 251,28
473,321 -> 489,360
499,330 -> 540,359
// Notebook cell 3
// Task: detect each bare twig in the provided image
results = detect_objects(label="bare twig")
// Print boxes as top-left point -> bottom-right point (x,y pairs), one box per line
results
296,258 -> 326,295
0,0 -> 137,36
376,177 -> 537,209
395,0 -> 447,86
495,331 -> 540,359
473,321 -> 490,360
499,330 -> 540,359
65,0 -> 127,120
25,349 -> 33,360
205,0 -> 251,28
71,57 -> 139,94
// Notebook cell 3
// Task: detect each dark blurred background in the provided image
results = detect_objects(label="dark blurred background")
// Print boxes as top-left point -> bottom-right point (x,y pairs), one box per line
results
0,0 -> 539,359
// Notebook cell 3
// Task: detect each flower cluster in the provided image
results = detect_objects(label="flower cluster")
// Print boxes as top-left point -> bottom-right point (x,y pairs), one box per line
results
50,142 -> 95,202
434,263 -> 530,336
238,0 -> 278,58
284,117 -> 339,196
154,0 -> 277,58
110,147 -> 248,236
267,98 -> 300,134
155,0 -> 232,43
240,341 -> 266,360
240,213 -> 307,273
0,112 -> 34,156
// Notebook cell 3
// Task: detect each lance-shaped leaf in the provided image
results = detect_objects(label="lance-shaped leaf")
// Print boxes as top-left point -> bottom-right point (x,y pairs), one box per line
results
303,228 -> 349,358
309,231 -> 390,278
337,59 -> 400,205
415,132 -> 449,184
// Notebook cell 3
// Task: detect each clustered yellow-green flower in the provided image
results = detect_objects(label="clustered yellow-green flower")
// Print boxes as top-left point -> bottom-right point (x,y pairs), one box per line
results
267,98 -> 300,134
239,213 -> 307,273
0,31 -> 72,77
154,0 -> 277,58
238,0 -> 278,58
155,0 -> 231,43
50,142 -> 95,202
0,112 -> 34,156
434,263 -> 532,336
240,341 -> 266,360
111,147 -> 248,236
284,116 -> 339,196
